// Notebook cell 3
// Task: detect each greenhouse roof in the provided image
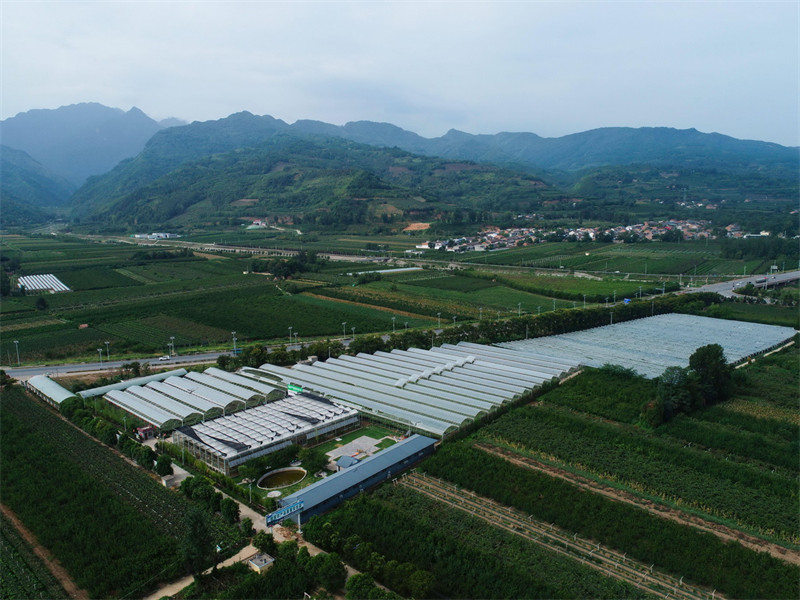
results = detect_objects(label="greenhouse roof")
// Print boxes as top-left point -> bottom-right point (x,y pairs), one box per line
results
498,314 -> 796,379
106,389 -> 184,429
174,395 -> 359,463
256,342 -> 580,437
78,369 -> 188,398
26,376 -> 76,405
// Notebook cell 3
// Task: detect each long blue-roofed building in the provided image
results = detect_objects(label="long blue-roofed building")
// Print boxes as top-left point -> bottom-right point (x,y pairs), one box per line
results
271,434 -> 437,524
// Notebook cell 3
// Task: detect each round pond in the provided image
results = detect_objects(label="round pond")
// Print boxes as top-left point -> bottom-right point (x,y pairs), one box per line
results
257,467 -> 307,490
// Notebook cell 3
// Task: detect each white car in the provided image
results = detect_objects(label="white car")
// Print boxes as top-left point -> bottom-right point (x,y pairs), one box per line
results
158,355 -> 171,361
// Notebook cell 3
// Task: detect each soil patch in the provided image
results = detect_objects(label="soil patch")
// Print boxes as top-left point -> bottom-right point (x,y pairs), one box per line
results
403,222 -> 430,231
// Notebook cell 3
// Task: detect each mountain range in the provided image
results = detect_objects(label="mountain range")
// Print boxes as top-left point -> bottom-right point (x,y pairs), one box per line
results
1,103 -> 797,229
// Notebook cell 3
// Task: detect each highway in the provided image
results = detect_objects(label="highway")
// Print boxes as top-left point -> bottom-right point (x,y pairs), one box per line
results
689,269 -> 800,298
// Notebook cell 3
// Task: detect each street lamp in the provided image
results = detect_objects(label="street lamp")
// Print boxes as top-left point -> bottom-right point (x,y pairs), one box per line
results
479,307 -> 483,320
452,315 -> 456,325
293,332 -> 298,347
583,294 -> 586,309
169,336 -> 175,357
392,316 -> 396,333
437,312 -> 441,328
517,303 -> 521,317
351,326 -> 355,339
404,321 -> 408,330
537,306 -> 541,315
13,340 -> 19,366
97,348 -> 103,363
342,322 -> 347,338
288,326 -> 293,344
232,331 -> 237,355
105,340 -> 110,359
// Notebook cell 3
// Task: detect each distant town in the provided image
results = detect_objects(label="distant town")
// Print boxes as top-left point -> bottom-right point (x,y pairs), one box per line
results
412,219 -> 775,254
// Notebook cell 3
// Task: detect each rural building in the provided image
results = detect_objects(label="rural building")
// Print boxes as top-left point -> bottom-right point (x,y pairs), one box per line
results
247,552 -> 275,574
274,434 -> 437,524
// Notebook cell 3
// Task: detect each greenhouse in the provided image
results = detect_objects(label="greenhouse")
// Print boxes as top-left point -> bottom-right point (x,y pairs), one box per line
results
252,342 -> 581,437
97,366 -> 287,430
173,394 -> 360,475
17,273 -> 71,293
24,375 -> 77,407
499,313 -> 796,378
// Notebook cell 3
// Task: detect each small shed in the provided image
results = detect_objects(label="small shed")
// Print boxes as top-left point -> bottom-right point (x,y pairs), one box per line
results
248,552 -> 275,574
336,455 -> 359,471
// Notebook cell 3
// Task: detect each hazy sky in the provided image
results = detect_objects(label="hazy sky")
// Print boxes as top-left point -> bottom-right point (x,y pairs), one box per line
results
2,1 -> 797,146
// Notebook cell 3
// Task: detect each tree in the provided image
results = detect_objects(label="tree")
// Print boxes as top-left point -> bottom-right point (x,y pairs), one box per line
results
155,453 -> 173,476
688,343 -> 732,406
240,517 -> 254,537
657,366 -> 696,418
312,552 -> 347,593
299,446 -> 329,474
220,496 -> 240,524
181,508 -> 215,575
34,296 -> 48,310
253,530 -> 278,555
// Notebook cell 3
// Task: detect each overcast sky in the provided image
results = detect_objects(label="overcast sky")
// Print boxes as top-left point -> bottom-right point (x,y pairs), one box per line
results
2,1 -> 797,146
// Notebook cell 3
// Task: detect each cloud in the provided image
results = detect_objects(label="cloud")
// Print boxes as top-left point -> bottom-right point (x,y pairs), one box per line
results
1,1 -> 796,145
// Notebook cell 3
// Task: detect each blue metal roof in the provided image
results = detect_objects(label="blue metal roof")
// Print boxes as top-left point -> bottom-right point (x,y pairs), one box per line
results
281,434 -> 436,509
336,455 -> 360,469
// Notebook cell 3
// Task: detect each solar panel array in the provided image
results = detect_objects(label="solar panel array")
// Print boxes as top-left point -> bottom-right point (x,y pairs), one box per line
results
102,367 -> 286,428
174,395 -> 359,471
17,274 -> 70,293
253,342 -> 580,436
499,313 -> 796,378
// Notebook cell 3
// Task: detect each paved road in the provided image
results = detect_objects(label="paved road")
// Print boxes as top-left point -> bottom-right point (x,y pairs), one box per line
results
689,269 -> 800,298
4,340 -> 340,381
3,352 -> 225,381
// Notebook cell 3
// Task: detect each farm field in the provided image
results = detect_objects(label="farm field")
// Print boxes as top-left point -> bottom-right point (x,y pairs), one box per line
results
3,234 -> 796,364
0,511 -> 70,600
472,351 -> 800,544
304,484 -> 649,599
0,385 -> 244,598
456,240 -> 771,278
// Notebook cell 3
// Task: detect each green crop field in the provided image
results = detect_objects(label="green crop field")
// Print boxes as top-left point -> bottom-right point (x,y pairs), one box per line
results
457,240 -> 773,278
0,512 -> 69,600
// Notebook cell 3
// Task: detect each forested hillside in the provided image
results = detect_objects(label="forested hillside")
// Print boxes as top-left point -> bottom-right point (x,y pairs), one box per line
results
70,132 -> 555,229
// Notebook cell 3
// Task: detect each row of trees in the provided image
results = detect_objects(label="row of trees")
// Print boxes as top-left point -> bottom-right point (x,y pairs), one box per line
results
422,442 -> 800,599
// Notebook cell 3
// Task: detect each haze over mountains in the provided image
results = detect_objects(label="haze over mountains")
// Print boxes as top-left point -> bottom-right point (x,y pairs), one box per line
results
1,103 -> 797,228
